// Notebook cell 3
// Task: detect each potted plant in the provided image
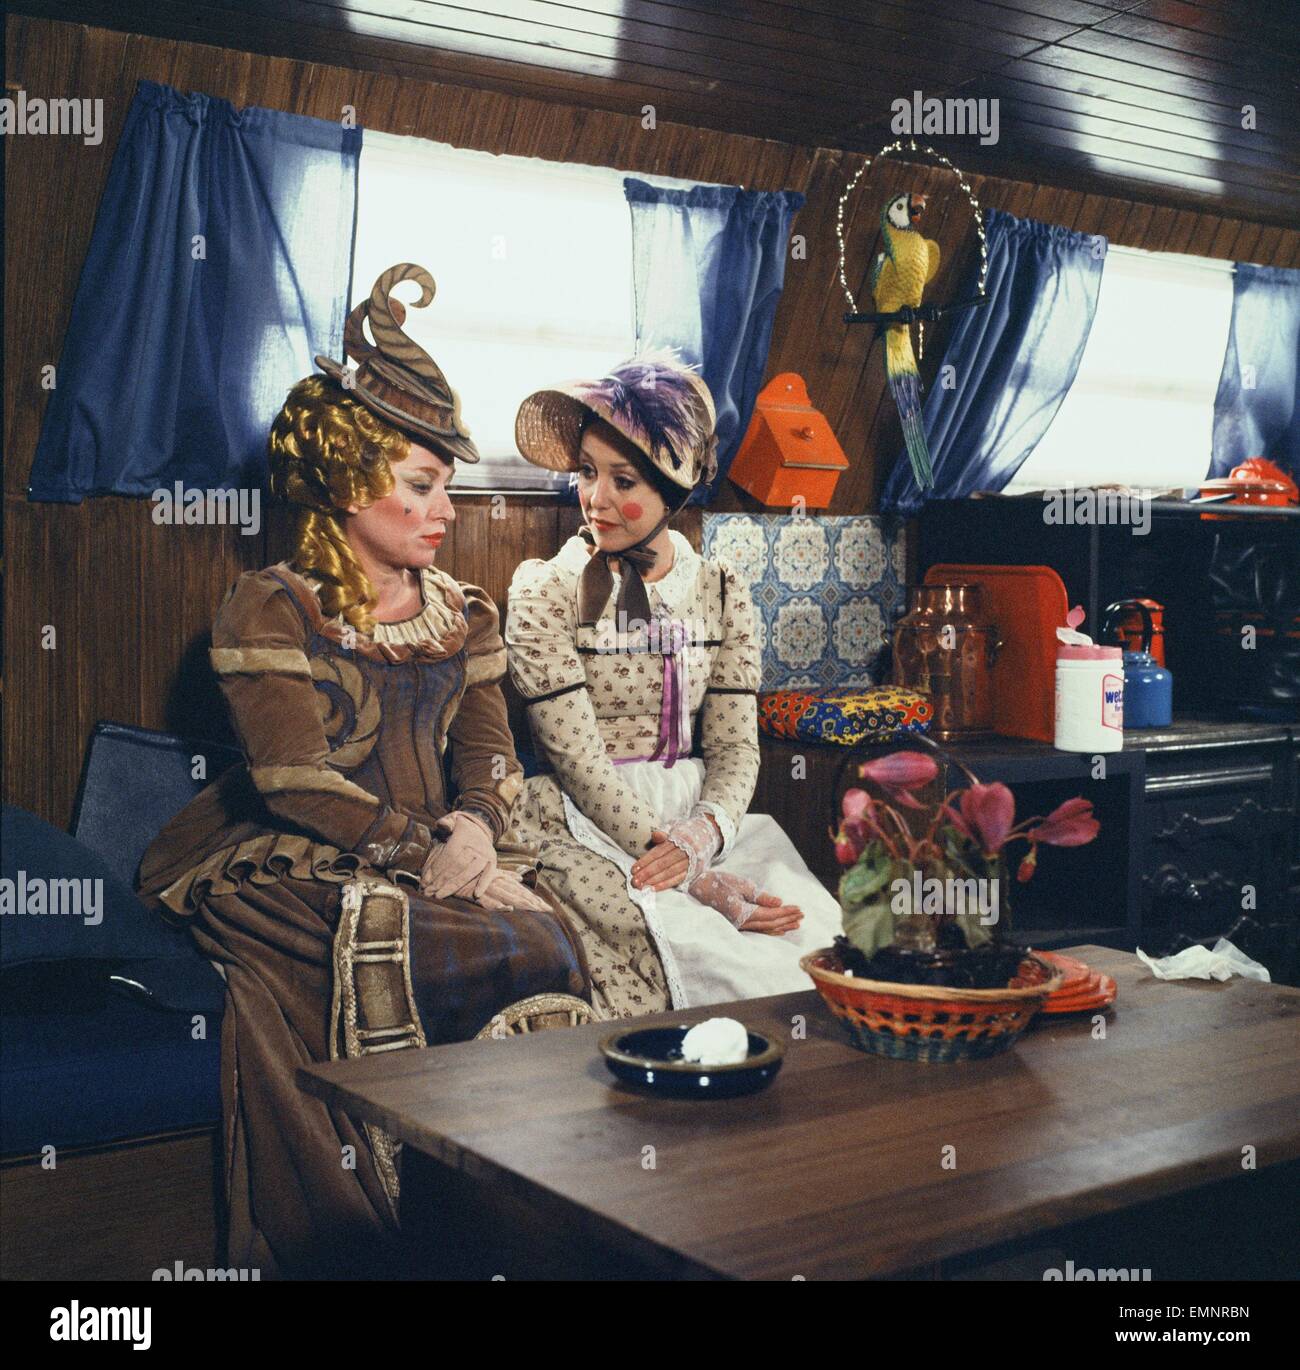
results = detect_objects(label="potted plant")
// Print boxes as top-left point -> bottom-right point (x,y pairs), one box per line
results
801,743 -> 1099,1062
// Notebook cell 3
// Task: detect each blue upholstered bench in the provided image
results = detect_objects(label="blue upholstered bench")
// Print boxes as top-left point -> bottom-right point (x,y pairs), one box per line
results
0,724 -> 246,1277
1,724 -> 239,1158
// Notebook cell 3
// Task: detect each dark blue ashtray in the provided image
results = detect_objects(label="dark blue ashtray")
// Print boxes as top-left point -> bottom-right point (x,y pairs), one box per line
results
599,1025 -> 784,1098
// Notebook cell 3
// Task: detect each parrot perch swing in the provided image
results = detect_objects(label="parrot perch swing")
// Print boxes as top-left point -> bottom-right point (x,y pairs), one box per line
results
836,138 -> 989,490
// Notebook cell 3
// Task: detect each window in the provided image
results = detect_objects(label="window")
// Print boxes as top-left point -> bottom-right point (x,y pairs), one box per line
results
353,132 -> 702,491
1005,244 -> 1235,492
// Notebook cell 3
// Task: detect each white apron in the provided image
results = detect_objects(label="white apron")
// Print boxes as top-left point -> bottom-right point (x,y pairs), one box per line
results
562,759 -> 844,1009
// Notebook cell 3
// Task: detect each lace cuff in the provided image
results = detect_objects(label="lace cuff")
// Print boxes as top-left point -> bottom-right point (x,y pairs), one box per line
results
691,801 -> 737,863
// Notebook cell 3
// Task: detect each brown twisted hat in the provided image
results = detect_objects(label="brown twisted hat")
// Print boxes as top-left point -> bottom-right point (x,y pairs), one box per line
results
314,263 -> 480,464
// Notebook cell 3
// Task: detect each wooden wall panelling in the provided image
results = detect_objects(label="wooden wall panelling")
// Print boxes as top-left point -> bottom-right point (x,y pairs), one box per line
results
1118,200 -> 1156,248
14,1 -> 1299,225
1142,204 -> 1181,252
5,504 -> 55,823
1228,220 -> 1263,265
1253,226 -> 1284,266
1091,194 -> 1134,245
757,146 -> 848,477
1164,208 -> 1200,255
5,12 -> 1299,830
1077,193 -> 1110,235
991,174 -> 1038,221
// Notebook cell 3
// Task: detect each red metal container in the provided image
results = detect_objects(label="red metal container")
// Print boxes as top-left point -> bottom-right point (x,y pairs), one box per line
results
728,373 -> 849,509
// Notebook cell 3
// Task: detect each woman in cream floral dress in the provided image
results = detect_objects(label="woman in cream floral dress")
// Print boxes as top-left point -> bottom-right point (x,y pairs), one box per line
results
504,353 -> 842,1019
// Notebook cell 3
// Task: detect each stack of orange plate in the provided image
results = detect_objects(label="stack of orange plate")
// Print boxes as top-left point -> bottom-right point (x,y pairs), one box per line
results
1034,951 -> 1117,1014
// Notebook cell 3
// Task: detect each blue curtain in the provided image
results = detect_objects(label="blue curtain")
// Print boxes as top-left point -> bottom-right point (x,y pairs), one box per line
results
1210,263 -> 1300,480
27,80 -> 361,503
623,178 -> 805,502
881,208 -> 1105,515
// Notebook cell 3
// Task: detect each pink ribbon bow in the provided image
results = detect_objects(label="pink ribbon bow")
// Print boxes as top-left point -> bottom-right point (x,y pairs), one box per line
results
649,617 -> 691,768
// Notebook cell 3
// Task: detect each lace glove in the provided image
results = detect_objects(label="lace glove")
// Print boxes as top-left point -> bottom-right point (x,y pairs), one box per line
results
687,870 -> 804,935
686,870 -> 763,927
660,813 -> 722,889
420,809 -> 497,899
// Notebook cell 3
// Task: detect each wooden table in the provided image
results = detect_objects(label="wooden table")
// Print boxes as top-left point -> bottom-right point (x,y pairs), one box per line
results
298,946 -> 1300,1280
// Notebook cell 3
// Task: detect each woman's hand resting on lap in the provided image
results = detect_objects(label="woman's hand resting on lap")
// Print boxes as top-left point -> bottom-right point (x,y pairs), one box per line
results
629,824 -> 803,934
420,810 -> 498,899
631,813 -> 720,891
630,829 -> 690,891
474,870 -> 553,914
688,870 -> 803,935
419,813 -> 550,912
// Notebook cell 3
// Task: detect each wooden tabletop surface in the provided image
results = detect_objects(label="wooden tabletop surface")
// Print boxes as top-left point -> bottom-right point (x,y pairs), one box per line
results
298,946 -> 1300,1280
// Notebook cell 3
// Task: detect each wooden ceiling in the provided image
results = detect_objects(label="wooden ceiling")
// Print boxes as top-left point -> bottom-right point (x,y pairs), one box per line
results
12,0 -> 1300,226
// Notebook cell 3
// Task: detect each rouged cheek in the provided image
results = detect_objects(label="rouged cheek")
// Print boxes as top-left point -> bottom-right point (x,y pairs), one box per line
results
375,492 -> 419,524
620,501 -> 643,522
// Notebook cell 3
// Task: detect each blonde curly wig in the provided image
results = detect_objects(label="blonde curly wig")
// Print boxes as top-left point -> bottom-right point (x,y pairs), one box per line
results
268,374 -> 414,633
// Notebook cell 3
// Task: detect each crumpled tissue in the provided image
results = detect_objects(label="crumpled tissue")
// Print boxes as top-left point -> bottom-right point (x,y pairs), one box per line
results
1136,938 -> 1270,983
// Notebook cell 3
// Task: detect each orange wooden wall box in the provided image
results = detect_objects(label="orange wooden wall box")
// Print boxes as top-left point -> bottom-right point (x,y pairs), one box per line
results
728,373 -> 849,508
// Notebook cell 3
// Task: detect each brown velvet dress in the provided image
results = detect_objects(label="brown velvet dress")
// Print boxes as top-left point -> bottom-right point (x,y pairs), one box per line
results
137,562 -> 588,1279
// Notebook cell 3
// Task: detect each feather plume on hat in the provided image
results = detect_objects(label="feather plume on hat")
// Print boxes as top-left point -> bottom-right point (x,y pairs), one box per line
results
515,348 -> 719,630
514,346 -> 717,492
573,349 -> 718,484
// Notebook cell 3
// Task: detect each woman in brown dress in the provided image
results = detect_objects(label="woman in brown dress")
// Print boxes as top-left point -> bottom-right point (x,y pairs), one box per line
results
137,264 -> 588,1279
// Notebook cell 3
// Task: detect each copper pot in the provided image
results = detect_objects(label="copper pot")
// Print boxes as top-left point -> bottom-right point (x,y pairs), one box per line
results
891,584 -> 999,740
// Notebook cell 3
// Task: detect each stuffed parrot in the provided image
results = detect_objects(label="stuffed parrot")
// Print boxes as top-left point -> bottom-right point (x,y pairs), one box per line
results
872,192 -> 941,489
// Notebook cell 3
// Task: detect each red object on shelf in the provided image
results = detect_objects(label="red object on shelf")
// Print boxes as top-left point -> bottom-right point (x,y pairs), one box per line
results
1198,456 -> 1300,519
923,563 -> 1069,743
1112,597 -> 1166,667
728,373 -> 849,509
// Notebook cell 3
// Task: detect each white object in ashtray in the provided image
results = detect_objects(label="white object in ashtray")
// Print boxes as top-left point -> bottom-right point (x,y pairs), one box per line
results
680,1017 -> 750,1066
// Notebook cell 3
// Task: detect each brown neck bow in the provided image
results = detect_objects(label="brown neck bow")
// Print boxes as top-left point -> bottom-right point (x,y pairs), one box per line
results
577,513 -> 673,629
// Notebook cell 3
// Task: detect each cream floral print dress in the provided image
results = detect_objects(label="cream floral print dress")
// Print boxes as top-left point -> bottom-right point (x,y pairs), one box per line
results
504,528 -> 843,1019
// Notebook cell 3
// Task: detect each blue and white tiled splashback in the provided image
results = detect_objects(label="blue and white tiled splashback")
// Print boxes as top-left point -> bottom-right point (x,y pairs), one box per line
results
701,514 -> 909,692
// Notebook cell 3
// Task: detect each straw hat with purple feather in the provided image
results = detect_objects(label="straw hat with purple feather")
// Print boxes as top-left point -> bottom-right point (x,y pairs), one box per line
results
514,349 -> 718,495
515,351 -> 720,627
314,262 -> 479,464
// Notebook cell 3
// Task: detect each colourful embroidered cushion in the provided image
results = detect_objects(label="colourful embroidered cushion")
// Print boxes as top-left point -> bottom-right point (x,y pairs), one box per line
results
758,686 -> 932,746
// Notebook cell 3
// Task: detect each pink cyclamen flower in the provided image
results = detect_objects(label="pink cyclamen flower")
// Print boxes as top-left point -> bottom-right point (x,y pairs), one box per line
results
957,782 -> 1016,856
941,800 -> 972,842
858,751 -> 939,791
844,788 -> 890,843
883,784 -> 927,812
1026,797 -> 1100,848
832,824 -> 864,867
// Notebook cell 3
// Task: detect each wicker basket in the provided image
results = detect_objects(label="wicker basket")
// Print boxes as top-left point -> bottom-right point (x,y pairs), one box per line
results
801,948 -> 1062,1063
